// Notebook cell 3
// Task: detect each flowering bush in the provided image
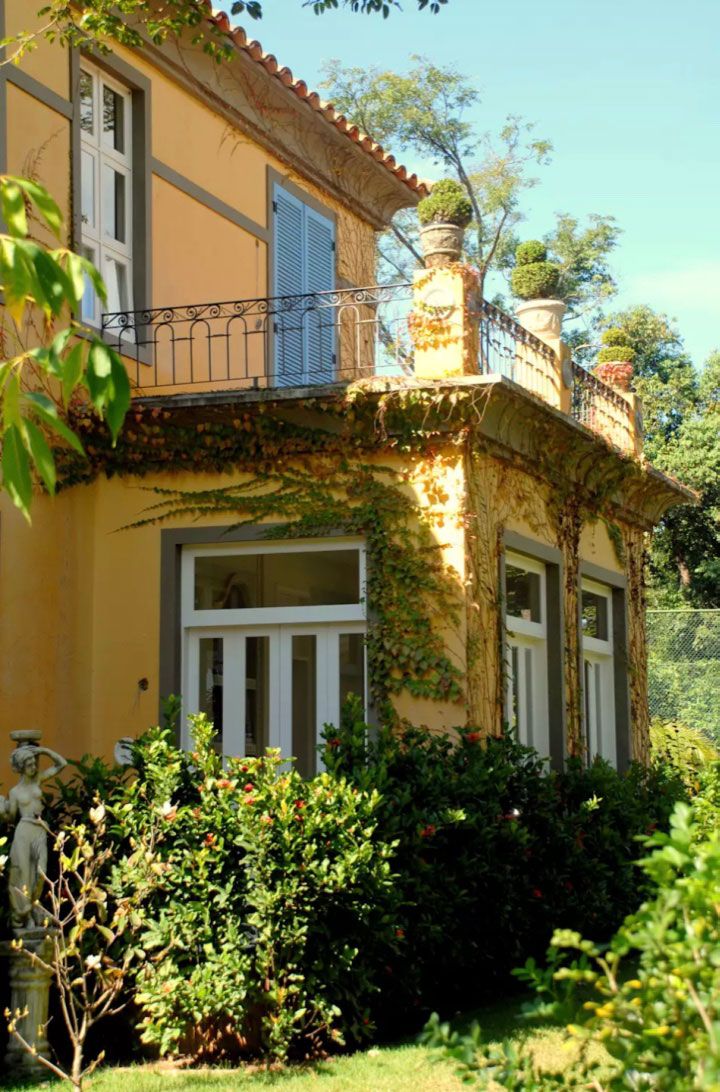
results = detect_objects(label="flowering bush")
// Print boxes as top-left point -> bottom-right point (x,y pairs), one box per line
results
321,699 -> 684,1029
113,715 -> 395,1061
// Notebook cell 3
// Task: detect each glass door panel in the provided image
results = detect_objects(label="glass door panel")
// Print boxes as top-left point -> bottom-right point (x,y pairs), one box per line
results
198,636 -> 223,753
291,634 -> 317,778
339,632 -> 365,710
245,635 -> 269,757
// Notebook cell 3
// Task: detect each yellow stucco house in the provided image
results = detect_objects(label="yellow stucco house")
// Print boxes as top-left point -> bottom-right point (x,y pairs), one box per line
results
0,3 -> 691,782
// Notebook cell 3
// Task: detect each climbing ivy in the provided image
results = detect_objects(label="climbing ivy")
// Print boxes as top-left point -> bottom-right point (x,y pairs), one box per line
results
130,459 -> 464,713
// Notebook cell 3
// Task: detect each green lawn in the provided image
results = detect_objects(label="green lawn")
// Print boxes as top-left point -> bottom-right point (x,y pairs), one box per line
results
0,997 -> 612,1091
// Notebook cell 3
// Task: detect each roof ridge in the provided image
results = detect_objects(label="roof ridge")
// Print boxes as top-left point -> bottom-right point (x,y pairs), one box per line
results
202,2 -> 427,197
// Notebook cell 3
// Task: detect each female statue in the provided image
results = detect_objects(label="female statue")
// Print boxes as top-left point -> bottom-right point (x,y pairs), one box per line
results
0,744 -> 66,935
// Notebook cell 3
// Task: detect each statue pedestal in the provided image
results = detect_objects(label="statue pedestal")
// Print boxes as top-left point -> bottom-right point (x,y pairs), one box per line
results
1,931 -> 54,1079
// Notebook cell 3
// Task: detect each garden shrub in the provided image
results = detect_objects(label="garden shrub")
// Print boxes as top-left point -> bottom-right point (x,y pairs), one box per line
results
650,715 -> 718,793
425,785 -> 720,1088
510,796 -> 720,1090
510,240 -> 562,301
596,344 -> 636,364
322,699 -> 684,1029
417,178 -> 473,226
113,715 -> 395,1062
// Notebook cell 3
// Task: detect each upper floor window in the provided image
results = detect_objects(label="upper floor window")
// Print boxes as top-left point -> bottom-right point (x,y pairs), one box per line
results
581,579 -> 616,765
504,551 -> 550,757
79,62 -> 133,324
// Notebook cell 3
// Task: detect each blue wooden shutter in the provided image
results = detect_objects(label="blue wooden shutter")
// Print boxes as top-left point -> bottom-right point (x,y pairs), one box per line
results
273,186 -> 335,386
304,205 -> 335,383
273,186 -> 305,386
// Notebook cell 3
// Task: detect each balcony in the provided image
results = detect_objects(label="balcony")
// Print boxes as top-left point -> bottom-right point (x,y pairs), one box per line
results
102,282 -> 637,455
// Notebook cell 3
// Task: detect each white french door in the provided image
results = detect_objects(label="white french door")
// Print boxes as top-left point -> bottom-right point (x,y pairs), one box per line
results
184,622 -> 366,776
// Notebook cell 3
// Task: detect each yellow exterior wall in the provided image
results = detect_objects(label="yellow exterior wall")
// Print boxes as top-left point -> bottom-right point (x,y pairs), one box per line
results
0,445 -> 468,779
152,175 -> 266,304
3,0 -> 69,98
5,83 -> 71,247
579,520 -> 623,573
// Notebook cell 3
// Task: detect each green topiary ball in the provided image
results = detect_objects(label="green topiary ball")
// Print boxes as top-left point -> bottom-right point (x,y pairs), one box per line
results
510,260 -> 561,301
597,345 -> 636,364
515,240 -> 547,266
418,179 -> 473,227
601,327 -> 629,348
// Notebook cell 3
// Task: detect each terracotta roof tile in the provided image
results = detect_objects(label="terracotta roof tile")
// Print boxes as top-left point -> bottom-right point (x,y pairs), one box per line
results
207,6 -> 427,198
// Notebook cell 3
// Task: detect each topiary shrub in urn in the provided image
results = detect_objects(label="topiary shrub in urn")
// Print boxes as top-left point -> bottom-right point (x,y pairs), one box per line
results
511,240 -> 565,341
594,327 -> 636,391
417,179 -> 472,267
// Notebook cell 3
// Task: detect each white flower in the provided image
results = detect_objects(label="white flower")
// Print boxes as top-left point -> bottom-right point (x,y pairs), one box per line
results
85,954 -> 101,971
89,804 -> 106,825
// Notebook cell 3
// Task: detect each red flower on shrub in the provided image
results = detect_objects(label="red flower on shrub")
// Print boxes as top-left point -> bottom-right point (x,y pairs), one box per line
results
395,928 -> 405,939
244,797 -> 255,806
465,731 -> 482,743
204,833 -> 216,847
532,887 -> 543,899
419,824 -> 436,839
295,799 -> 306,809
328,737 -> 341,748
564,880 -> 574,892
243,782 -> 254,793
217,778 -> 232,790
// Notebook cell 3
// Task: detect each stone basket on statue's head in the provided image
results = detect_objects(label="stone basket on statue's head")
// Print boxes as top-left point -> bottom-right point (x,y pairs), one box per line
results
418,179 -> 473,268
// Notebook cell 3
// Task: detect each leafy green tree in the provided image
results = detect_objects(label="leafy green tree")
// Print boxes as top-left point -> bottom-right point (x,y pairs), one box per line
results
321,58 -> 619,319
0,176 -> 129,519
597,307 -> 719,606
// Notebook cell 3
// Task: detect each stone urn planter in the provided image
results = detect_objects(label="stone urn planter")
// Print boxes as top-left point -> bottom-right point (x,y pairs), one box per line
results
417,179 -> 472,269
593,360 -> 634,392
419,222 -> 465,268
514,298 -> 566,341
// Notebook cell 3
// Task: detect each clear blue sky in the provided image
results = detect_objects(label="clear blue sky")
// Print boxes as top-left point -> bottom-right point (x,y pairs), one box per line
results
240,0 -> 720,365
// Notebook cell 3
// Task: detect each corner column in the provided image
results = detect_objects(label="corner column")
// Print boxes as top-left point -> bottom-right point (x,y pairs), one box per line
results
410,265 -> 481,380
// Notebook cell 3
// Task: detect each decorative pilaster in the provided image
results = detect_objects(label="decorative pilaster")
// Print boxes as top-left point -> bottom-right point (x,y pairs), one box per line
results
410,265 -> 481,380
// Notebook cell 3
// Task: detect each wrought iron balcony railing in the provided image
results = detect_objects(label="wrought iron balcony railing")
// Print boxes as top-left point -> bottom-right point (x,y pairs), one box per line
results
102,283 -> 636,452
570,360 -> 635,454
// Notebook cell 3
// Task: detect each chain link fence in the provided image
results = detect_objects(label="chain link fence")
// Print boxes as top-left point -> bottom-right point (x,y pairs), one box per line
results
647,609 -> 720,743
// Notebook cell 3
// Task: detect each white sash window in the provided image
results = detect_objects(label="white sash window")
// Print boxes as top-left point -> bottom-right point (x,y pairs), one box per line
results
581,579 -> 616,765
181,540 -> 366,776
79,62 -> 133,324
504,552 -> 550,757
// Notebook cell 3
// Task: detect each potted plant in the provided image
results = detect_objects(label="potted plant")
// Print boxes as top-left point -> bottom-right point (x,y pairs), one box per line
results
510,240 -> 565,340
417,179 -> 472,267
593,328 -> 635,391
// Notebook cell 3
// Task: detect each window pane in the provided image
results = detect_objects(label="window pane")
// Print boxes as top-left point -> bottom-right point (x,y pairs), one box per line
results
339,633 -> 365,710
506,563 -> 542,622
582,589 -> 609,640
103,84 -> 125,153
102,166 -> 126,243
80,70 -> 94,135
81,149 -> 96,230
194,550 -> 360,610
104,257 -> 129,313
245,636 -> 269,757
292,635 -> 316,778
81,245 -> 97,324
199,637 -> 223,754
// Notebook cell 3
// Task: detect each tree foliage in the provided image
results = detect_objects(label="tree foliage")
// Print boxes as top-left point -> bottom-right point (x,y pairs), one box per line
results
0,176 -> 129,519
321,57 -> 618,321
598,307 -> 720,607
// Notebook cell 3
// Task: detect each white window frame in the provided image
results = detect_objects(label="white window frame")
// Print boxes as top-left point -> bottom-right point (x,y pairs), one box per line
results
181,539 -> 367,768
79,61 -> 133,326
504,551 -> 550,757
581,578 -> 616,765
